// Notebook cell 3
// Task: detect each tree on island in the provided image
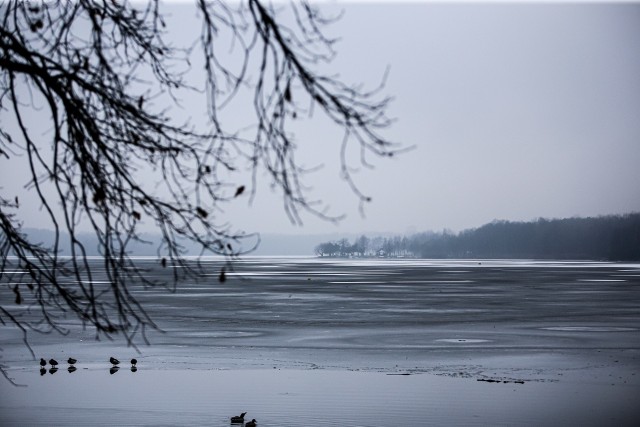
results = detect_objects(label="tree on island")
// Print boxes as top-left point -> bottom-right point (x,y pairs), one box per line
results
314,214 -> 640,260
0,0 -> 398,375
314,235 -> 374,258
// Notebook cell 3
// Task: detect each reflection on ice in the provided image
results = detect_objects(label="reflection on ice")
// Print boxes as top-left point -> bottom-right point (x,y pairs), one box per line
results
2,368 -> 639,427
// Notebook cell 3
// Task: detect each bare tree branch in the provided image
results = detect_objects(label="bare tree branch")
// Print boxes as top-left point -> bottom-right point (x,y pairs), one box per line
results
0,1 -> 398,355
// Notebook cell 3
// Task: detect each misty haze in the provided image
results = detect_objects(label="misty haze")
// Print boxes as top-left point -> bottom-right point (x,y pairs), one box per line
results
1,2 -> 639,427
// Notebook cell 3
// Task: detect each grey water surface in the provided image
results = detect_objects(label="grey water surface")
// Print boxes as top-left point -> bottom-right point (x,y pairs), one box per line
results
1,258 -> 639,426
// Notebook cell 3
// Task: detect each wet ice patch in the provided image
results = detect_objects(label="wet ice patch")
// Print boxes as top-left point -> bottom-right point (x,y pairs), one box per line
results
329,281 -> 387,284
541,326 -> 637,332
379,308 -> 486,314
435,339 -> 491,343
396,280 -> 475,283
176,331 -> 263,338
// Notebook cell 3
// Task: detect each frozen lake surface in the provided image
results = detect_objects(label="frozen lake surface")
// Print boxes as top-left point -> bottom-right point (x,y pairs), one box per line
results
1,258 -> 639,425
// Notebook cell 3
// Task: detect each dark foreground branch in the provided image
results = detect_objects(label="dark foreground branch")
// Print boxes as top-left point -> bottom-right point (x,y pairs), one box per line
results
0,0 -> 398,352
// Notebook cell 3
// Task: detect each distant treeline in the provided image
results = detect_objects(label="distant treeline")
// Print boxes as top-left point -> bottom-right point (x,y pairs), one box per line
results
314,213 -> 640,261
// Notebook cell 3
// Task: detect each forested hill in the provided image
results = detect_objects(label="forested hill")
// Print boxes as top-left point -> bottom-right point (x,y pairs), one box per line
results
314,213 -> 640,261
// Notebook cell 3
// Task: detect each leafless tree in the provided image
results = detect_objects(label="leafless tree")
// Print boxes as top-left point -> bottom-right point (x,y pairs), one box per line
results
0,0 -> 397,374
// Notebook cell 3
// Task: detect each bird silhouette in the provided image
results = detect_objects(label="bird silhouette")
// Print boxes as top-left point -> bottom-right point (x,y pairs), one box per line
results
67,358 -> 77,365
68,366 -> 77,373
40,368 -> 46,376
110,366 -> 120,375
245,419 -> 257,427
230,412 -> 247,423
130,358 -> 137,367
131,366 -> 138,373
49,367 -> 58,374
110,357 -> 120,366
40,358 -> 46,368
49,359 -> 58,367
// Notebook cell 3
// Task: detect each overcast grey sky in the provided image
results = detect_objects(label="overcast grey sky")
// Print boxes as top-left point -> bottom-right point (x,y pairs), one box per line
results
228,1 -> 640,235
3,1 -> 640,236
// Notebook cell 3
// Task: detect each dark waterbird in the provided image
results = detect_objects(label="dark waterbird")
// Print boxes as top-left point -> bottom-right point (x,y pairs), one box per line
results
131,358 -> 137,367
110,357 -> 120,366
49,359 -> 58,367
40,358 -> 46,368
67,358 -> 77,365
131,366 -> 138,373
230,412 -> 247,423
245,419 -> 257,427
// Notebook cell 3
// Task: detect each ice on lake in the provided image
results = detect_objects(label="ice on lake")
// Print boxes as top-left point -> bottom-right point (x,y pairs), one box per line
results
1,258 -> 639,426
